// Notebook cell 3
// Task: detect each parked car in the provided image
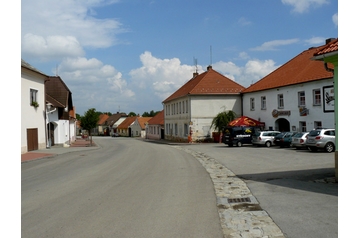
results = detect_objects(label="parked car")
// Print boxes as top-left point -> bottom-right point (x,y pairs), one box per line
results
112,133 -> 119,137
252,131 -> 281,147
305,128 -> 335,153
222,126 -> 256,147
291,132 -> 309,149
274,132 -> 297,148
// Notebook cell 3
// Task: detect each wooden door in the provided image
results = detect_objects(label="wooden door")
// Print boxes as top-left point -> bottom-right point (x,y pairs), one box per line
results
27,128 -> 38,151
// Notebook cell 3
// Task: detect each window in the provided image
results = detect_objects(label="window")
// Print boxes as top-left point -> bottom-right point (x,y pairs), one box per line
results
298,91 -> 305,106
175,123 -> 178,135
186,100 -> 188,113
30,88 -> 38,105
313,89 -> 321,105
278,94 -> 284,108
261,96 -> 266,110
184,123 -> 188,136
314,121 -> 322,129
250,98 -> 255,111
179,102 -> 181,114
299,121 -> 307,132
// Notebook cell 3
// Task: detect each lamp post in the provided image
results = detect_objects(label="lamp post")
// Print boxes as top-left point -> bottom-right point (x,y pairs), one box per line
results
46,103 -> 56,148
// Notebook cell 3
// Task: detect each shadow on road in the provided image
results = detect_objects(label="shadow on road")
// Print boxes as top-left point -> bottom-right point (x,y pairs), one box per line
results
236,168 -> 337,196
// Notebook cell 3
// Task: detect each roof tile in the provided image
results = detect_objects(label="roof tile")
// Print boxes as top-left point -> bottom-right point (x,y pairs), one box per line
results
243,42 -> 335,93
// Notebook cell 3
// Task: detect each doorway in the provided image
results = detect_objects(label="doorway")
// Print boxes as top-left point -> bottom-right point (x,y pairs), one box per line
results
275,118 -> 290,132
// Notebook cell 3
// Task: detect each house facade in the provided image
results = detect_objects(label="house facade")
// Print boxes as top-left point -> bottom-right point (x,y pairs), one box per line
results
21,59 -> 47,153
117,116 -> 138,137
147,110 -> 165,140
242,39 -> 336,133
162,66 -> 245,142
45,76 -> 75,147
100,112 -> 127,136
129,117 -> 152,138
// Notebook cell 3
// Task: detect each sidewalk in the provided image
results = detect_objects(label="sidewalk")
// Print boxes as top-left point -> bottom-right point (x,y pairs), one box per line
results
21,137 -> 98,163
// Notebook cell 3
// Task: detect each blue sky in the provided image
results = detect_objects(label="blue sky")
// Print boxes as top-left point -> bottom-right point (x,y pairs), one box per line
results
21,0 -> 338,116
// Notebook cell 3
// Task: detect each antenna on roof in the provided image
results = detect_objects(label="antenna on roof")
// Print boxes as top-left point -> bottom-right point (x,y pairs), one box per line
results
193,57 -> 198,73
210,45 -> 212,66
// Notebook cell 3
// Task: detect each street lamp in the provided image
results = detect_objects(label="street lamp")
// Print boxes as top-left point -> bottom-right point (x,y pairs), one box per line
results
46,103 -> 56,148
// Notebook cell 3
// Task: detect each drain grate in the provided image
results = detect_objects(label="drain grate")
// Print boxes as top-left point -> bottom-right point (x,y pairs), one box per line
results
228,197 -> 251,203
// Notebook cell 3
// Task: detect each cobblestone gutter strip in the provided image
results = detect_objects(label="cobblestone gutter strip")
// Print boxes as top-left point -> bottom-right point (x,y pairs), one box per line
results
174,146 -> 286,238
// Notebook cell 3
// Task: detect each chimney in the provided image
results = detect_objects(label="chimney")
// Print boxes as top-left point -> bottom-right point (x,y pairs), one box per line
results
207,65 -> 212,71
326,38 -> 335,44
193,72 -> 199,78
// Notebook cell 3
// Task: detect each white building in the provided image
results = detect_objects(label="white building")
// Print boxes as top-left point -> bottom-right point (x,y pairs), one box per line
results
21,59 -> 47,153
242,40 -> 335,132
162,66 -> 245,142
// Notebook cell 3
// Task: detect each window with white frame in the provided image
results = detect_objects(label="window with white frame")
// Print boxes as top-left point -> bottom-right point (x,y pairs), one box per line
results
250,98 -> 255,111
278,94 -> 284,108
313,89 -> 321,106
184,123 -> 188,136
30,88 -> 38,105
298,91 -> 305,106
186,100 -> 188,113
261,96 -> 266,110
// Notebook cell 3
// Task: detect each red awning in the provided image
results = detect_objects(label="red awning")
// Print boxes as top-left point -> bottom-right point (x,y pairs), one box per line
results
228,116 -> 265,127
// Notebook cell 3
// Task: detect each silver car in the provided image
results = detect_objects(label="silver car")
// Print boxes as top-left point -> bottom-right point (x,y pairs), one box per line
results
291,132 -> 309,149
305,128 -> 335,153
252,131 -> 281,147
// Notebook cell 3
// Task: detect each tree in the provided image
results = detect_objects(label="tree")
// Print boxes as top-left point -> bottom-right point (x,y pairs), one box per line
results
211,110 -> 237,133
80,108 -> 99,146
128,111 -> 137,117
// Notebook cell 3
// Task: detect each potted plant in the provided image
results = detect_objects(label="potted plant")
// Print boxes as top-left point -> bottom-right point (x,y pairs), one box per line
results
31,101 -> 39,108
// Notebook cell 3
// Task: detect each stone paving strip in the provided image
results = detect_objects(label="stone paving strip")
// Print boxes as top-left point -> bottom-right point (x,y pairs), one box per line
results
174,146 -> 286,238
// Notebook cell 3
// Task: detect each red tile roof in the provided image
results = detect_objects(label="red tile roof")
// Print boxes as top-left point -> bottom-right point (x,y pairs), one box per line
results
137,117 -> 152,129
147,110 -> 164,125
117,116 -> 138,129
97,114 -> 109,125
243,42 -> 335,93
314,39 -> 338,56
163,67 -> 246,103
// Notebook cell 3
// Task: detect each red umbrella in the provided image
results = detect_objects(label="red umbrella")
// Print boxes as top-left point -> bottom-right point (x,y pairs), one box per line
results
228,116 -> 265,127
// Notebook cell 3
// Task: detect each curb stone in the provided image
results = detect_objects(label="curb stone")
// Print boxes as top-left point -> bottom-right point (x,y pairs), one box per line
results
173,146 -> 286,238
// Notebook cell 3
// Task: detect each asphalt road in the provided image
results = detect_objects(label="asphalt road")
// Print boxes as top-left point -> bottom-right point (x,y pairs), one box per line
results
186,143 -> 338,238
21,137 -> 223,238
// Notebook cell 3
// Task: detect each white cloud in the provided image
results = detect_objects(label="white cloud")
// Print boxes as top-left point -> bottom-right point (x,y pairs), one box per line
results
238,17 -> 252,26
55,57 -> 134,114
282,0 -> 329,13
305,36 -> 326,45
129,51 -> 196,99
250,39 -> 299,51
213,60 -> 279,87
332,13 -> 338,27
21,34 -> 85,60
21,0 -> 124,61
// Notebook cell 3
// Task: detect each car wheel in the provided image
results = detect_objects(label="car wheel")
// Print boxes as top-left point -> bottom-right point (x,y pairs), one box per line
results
265,141 -> 271,147
325,142 -> 335,153
237,141 -> 242,147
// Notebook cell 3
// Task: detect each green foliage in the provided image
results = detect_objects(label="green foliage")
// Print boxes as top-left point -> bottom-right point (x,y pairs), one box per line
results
128,112 -> 137,117
142,110 -> 161,117
211,110 -> 237,132
81,108 -> 100,145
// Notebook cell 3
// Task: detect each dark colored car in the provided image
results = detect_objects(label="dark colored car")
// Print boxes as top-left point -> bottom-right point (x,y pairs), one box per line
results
223,126 -> 256,147
274,132 -> 297,148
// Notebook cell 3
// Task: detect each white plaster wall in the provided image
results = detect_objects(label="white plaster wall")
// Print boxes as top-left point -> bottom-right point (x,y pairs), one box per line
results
242,78 -> 335,132
21,70 -> 46,153
164,95 -> 242,141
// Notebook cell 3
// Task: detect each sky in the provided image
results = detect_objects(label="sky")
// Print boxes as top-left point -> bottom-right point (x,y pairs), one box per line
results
21,0 -> 339,116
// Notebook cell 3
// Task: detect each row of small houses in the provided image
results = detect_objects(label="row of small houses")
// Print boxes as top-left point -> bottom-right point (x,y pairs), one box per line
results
89,111 -> 165,140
